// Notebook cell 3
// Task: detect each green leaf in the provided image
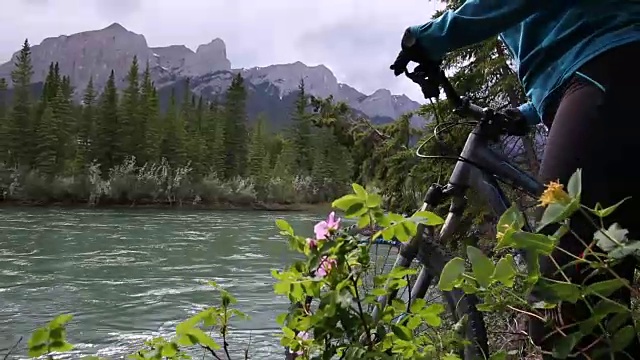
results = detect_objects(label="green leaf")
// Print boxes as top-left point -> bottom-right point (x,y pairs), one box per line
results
585,279 -> 626,298
345,202 -> 368,218
352,183 -> 367,198
552,332 -> 582,359
282,326 -> 296,339
588,197 -> 631,218
567,168 -> 582,200
332,194 -> 362,211
466,246 -> 494,288
186,328 -> 220,350
49,314 -> 73,328
496,205 -> 525,236
581,299 -> 628,334
275,219 -> 293,235
612,325 -> 636,352
421,304 -> 444,327
537,200 -> 579,232
381,227 -> 395,242
49,340 -> 74,352
438,257 -> 466,291
411,211 -> 444,226
28,327 -> 49,347
275,313 -> 288,326
365,193 -> 382,208
49,327 -> 64,341
160,342 -> 178,358
27,344 -> 47,358
492,254 -> 517,287
607,312 -> 631,333
357,214 -> 370,228
442,354 -> 462,360
526,252 -> 541,284
549,282 -> 582,303
488,350 -> 507,360
609,241 -> 640,260
511,231 -> 556,255
391,324 -> 412,341
594,223 -> 629,252
176,312 -> 205,334
371,288 -> 387,296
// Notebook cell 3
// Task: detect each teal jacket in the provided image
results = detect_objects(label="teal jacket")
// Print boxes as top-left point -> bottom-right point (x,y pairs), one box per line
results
409,0 -> 640,125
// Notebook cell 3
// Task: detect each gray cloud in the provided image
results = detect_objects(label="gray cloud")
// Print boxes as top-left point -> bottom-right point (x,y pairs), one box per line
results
1,0 -> 443,101
94,0 -> 142,18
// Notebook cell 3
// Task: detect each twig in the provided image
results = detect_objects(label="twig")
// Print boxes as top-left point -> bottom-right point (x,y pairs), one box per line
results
348,265 -> 373,349
244,331 -> 251,360
3,337 -> 22,360
222,321 -> 232,360
405,274 -> 413,314
507,305 -> 546,322
203,345 -> 223,360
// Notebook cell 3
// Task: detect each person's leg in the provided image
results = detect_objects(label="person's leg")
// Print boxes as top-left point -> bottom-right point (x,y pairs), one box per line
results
529,43 -> 640,359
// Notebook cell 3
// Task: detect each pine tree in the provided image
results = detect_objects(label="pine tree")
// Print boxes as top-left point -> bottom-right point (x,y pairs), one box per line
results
75,77 -> 97,168
140,63 -> 161,164
203,100 -> 225,176
272,138 -> 296,179
52,75 -> 74,174
221,73 -> 248,178
289,79 -> 312,175
34,105 -> 57,177
95,70 -> 120,172
8,39 -> 35,167
0,78 -> 8,163
161,88 -> 187,166
247,114 -> 269,182
121,56 -> 141,159
181,79 -> 205,176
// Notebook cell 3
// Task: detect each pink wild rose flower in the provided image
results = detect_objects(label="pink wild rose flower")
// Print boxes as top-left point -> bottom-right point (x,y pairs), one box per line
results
306,238 -> 318,249
294,331 -> 310,356
314,212 -> 341,240
316,256 -> 337,278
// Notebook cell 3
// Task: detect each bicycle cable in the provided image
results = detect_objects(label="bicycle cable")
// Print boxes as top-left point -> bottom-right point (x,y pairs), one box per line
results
414,113 -> 535,196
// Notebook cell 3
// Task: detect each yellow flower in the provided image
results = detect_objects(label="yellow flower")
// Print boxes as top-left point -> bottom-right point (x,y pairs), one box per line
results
496,224 -> 510,242
538,180 -> 571,207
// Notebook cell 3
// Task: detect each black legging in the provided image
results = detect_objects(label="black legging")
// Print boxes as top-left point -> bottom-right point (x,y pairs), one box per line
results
529,42 -> 640,359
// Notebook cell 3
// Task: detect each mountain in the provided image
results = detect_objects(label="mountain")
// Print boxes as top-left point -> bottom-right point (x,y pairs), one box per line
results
0,23 -> 426,127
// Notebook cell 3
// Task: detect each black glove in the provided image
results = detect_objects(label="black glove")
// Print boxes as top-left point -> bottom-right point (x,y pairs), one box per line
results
391,27 -> 442,76
500,108 -> 531,136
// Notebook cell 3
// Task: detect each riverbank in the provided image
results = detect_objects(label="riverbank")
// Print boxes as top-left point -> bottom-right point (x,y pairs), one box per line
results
0,199 -> 333,212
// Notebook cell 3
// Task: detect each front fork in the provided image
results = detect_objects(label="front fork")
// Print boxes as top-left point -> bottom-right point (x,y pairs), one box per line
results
371,183 -> 468,323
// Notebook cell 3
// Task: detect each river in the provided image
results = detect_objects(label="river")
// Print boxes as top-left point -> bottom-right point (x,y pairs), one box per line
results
0,208 -> 323,359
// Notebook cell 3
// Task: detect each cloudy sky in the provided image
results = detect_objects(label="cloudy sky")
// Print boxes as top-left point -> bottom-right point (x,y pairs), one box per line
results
1,0 -> 443,101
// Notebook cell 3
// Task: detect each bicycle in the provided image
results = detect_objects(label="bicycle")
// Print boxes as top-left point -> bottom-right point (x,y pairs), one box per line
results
282,40 -> 546,360
359,41 -> 547,359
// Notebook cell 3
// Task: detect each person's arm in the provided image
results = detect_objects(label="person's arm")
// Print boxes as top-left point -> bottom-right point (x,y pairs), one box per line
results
410,0 -> 564,59
517,102 -> 541,126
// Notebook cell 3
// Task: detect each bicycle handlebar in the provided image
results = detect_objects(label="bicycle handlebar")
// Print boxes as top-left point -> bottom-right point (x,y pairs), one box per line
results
390,28 -> 487,120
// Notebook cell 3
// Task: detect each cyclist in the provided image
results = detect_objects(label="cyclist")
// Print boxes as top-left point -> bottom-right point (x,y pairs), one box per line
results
393,1 -> 640,358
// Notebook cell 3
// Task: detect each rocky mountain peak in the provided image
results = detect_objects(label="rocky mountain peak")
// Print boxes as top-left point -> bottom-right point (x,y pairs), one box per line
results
0,24 -> 424,125
0,22 -> 154,95
370,88 -> 392,98
242,61 -> 339,99
180,38 -> 231,76
103,22 -> 128,32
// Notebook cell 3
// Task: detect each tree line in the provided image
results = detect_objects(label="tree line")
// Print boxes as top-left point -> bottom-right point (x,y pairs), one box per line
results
0,40 -> 353,206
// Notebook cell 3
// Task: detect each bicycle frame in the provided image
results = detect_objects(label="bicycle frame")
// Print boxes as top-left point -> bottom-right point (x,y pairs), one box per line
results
372,118 -> 546,324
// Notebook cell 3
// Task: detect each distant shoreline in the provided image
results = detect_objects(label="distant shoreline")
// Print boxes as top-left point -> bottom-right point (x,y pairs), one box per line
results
0,200 -> 333,213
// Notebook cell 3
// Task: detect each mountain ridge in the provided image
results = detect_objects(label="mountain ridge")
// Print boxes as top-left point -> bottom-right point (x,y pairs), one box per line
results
0,22 -> 426,126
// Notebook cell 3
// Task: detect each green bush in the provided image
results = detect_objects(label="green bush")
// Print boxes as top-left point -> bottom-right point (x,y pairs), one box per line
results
0,158 -> 349,207
16,169 -> 639,360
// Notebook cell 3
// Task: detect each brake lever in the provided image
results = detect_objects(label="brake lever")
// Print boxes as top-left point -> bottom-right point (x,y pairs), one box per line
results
405,69 -> 441,99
